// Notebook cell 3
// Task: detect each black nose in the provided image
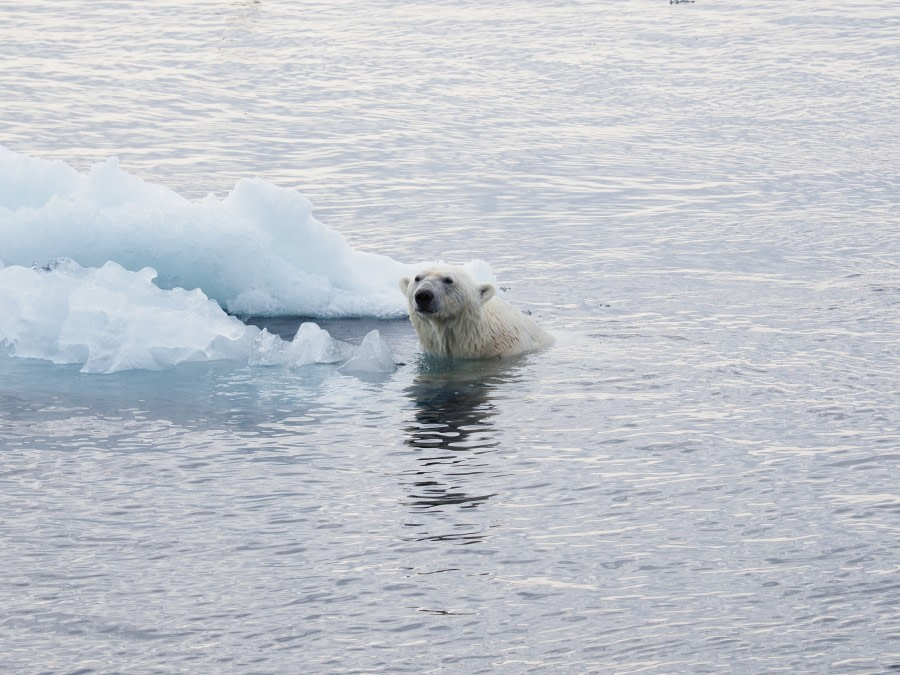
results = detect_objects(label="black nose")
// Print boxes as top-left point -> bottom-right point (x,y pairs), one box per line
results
415,289 -> 434,307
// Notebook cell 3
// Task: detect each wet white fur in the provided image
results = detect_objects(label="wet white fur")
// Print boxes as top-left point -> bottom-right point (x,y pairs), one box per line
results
399,264 -> 554,359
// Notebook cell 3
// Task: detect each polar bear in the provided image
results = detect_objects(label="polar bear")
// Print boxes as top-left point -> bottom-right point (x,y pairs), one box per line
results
399,263 -> 554,359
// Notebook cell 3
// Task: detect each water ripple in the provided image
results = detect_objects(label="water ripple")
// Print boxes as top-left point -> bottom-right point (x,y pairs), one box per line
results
3,0 -> 900,672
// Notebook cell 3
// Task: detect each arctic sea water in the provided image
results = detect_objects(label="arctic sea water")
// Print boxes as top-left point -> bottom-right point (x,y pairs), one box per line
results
1,1 -> 898,672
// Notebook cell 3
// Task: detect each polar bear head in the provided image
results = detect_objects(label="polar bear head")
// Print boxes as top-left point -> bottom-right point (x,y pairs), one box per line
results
399,264 -> 495,323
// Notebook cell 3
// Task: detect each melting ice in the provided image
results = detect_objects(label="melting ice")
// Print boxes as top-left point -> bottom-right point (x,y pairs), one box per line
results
0,146 -> 495,373
0,258 -> 395,374
0,145 -> 408,317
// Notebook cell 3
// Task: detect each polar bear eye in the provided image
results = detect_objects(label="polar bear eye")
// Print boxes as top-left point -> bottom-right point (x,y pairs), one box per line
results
414,275 -> 422,283
443,277 -> 454,285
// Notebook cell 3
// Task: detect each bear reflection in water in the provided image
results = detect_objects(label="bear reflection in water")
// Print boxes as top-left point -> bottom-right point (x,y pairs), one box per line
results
400,356 -> 523,545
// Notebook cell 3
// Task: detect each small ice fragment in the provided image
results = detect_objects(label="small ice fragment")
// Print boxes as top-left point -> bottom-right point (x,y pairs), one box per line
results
248,322 -> 353,368
338,330 -> 398,373
285,322 -> 353,366
248,328 -> 289,366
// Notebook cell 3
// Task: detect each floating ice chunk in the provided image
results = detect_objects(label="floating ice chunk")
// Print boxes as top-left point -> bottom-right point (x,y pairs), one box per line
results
0,257 -> 401,374
248,329 -> 291,367
249,323 -> 395,372
289,322 -> 355,365
0,148 -> 83,209
249,323 -> 353,368
0,259 -> 258,374
338,330 -> 398,373
0,146 -> 496,318
0,147 -> 373,316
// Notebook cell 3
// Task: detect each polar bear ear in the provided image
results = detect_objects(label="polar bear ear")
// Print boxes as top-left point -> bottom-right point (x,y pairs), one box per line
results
399,276 -> 411,294
478,283 -> 496,304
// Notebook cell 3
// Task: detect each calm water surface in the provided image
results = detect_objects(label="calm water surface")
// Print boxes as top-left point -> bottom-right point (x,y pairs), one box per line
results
2,0 -> 899,672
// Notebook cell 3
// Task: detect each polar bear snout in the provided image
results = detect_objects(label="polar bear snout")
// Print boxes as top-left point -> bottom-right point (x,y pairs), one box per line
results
414,288 -> 436,313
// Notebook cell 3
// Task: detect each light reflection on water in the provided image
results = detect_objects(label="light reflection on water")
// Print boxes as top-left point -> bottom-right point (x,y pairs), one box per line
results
2,0 -> 900,672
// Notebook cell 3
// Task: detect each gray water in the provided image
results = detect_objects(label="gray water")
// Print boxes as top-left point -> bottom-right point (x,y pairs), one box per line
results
2,0 -> 899,672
